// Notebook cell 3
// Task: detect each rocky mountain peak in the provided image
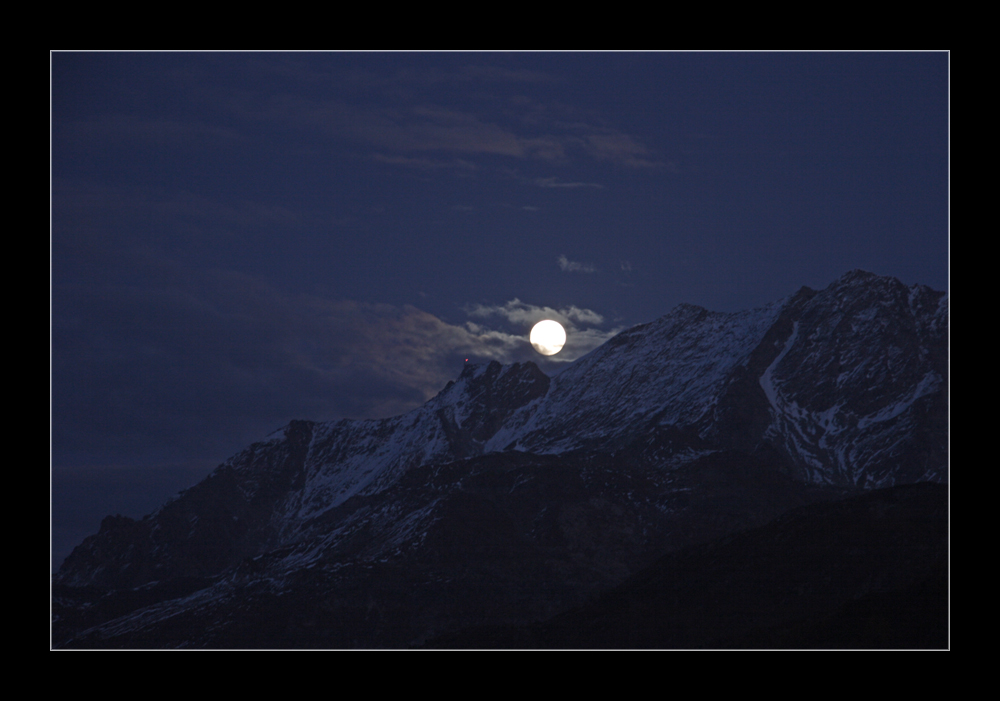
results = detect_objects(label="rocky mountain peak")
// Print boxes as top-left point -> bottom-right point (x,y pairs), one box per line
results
433,360 -> 550,458
53,271 -> 948,648
838,268 -> 882,284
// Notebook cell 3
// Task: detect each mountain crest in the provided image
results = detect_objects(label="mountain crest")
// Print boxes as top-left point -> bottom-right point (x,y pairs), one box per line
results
54,272 -> 947,648
433,360 -> 550,458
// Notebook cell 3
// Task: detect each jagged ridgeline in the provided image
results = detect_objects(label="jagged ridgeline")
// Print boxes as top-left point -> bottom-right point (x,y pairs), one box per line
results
53,271 -> 948,648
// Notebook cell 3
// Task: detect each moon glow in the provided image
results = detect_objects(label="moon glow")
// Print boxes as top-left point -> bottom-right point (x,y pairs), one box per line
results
530,320 -> 566,356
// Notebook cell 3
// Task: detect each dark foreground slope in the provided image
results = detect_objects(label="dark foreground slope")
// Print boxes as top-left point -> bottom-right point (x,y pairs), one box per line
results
53,447 -> 833,648
429,483 -> 947,649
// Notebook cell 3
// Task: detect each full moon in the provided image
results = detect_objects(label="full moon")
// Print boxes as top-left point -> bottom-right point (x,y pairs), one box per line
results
530,319 -> 566,356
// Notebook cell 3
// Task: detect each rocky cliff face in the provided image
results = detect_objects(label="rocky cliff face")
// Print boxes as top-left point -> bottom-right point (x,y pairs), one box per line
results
499,270 -> 946,488
753,271 -> 947,486
57,362 -> 551,591
53,271 -> 948,648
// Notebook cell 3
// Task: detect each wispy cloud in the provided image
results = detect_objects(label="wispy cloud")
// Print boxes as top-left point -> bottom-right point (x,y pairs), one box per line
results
62,114 -> 240,146
277,101 -> 567,160
535,177 -> 604,189
466,298 -> 604,327
228,82 -> 659,169
67,60 -> 665,174
53,179 -> 307,246
557,255 -> 597,273
371,153 -> 478,171
463,298 -> 618,362
583,132 -> 664,168
390,65 -> 557,85
54,236 -> 626,495
53,268 -> 571,456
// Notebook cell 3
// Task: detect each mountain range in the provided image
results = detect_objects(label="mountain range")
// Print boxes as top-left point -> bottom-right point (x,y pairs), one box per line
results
52,270 -> 948,648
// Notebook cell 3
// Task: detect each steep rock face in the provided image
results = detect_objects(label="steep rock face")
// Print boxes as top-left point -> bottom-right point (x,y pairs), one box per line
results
492,271 -> 947,488
489,301 -> 786,456
752,271 -> 947,486
53,271 -> 948,647
56,448 -> 828,648
57,271 -> 947,591
433,360 -> 551,458
57,420 -> 314,590
56,362 -> 550,589
278,360 -> 549,527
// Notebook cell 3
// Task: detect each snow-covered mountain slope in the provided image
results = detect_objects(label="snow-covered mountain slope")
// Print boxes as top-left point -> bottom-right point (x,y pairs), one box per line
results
56,361 -> 550,589
488,300 -> 786,455
752,271 -> 947,486
55,271 -> 947,599
280,360 -> 549,527
55,448 -> 831,648
495,270 -> 946,487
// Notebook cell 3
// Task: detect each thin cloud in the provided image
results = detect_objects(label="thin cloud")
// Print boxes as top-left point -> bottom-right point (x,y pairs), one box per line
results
466,298 -> 604,327
89,60 -> 663,173
371,153 -> 478,171
391,65 -> 557,85
54,252 -> 625,506
53,179 -> 306,243
584,132 -> 664,168
266,61 -> 557,89
299,102 -> 567,160
463,299 -> 618,363
535,177 -> 604,189
53,268 -> 552,459
62,114 -> 240,146
558,255 -> 597,273
563,306 -> 605,325
226,98 -> 542,159
232,92 -> 658,169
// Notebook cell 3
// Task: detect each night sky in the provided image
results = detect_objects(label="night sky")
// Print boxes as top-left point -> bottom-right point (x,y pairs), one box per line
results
51,52 -> 949,568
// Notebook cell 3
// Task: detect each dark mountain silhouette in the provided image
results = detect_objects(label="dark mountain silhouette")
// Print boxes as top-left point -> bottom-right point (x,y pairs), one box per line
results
53,271 -> 948,648
428,482 -> 946,649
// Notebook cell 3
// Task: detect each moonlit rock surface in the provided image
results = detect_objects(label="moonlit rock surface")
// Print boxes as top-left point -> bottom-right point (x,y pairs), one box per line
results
54,271 -> 947,647
493,270 -> 946,487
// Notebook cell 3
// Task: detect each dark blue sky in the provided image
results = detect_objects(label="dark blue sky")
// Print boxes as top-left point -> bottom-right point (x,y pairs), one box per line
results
51,52 -> 948,566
